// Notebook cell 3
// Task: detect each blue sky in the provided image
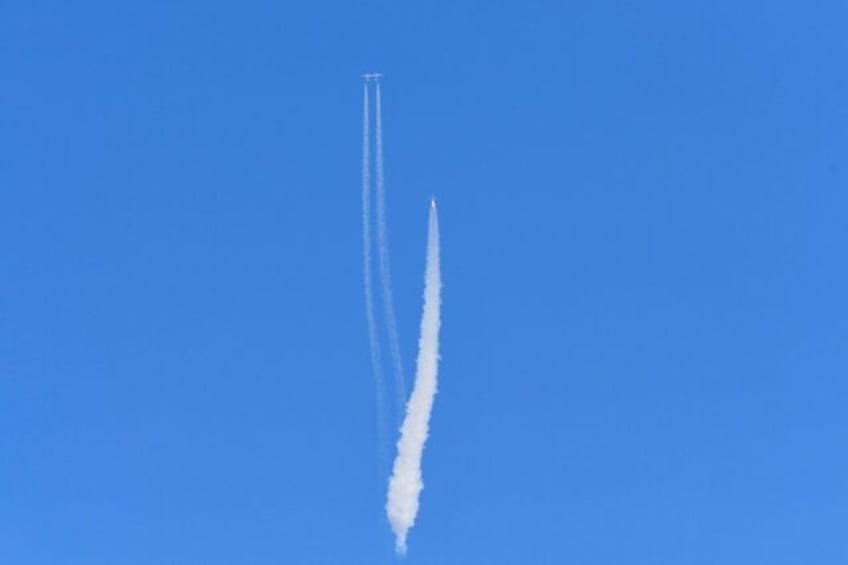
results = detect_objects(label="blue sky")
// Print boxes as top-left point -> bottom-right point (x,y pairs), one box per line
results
1,1 -> 846,563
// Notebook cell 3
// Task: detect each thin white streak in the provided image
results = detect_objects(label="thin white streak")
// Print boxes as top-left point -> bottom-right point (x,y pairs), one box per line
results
362,82 -> 388,457
375,82 -> 408,416
386,200 -> 442,555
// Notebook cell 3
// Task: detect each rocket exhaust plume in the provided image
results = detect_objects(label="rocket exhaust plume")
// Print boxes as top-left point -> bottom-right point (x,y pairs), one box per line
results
375,82 -> 408,416
362,82 -> 388,454
386,198 -> 442,555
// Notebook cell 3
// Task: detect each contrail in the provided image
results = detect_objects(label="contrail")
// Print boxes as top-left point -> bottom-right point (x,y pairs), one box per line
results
375,81 -> 408,416
362,82 -> 388,456
386,198 -> 442,555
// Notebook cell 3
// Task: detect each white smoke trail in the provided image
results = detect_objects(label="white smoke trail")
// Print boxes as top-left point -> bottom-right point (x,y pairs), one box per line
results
374,82 -> 408,415
362,82 -> 388,454
386,199 -> 442,555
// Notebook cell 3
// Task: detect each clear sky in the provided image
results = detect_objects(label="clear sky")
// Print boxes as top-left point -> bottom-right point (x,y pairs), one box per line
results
2,1 -> 846,563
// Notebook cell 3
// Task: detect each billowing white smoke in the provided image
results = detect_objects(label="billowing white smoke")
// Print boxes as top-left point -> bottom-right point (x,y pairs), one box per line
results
374,82 -> 408,416
386,199 -> 442,555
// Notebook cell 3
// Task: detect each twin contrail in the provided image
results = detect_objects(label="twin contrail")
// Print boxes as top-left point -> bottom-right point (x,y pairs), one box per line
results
362,79 -> 406,432
361,83 -> 388,454
386,199 -> 442,555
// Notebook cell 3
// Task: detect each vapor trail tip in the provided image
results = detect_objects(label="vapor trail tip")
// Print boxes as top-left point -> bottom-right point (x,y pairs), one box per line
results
395,537 -> 408,556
